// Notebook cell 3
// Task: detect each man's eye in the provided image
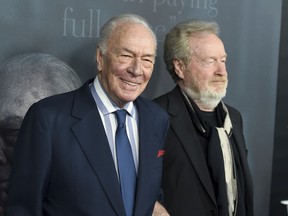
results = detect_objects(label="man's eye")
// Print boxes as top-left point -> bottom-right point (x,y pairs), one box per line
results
143,58 -> 152,63
205,60 -> 214,64
122,55 -> 132,58
142,58 -> 154,67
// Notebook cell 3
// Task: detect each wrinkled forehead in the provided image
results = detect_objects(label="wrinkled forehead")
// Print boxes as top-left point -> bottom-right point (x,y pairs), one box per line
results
190,34 -> 226,57
109,23 -> 157,50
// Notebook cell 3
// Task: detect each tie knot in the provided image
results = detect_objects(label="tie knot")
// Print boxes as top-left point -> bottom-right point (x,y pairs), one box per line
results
115,109 -> 127,128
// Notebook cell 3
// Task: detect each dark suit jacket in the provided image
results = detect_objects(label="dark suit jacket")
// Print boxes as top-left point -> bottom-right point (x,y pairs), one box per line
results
154,86 -> 254,216
7,80 -> 169,216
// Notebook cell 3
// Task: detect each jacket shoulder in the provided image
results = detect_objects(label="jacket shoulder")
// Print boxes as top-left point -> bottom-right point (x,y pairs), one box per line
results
137,96 -> 169,119
153,86 -> 180,109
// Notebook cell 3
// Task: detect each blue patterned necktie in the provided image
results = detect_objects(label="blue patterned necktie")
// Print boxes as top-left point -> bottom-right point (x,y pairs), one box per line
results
115,109 -> 136,216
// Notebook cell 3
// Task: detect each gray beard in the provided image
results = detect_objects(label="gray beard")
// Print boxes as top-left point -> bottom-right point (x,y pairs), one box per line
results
182,87 -> 226,110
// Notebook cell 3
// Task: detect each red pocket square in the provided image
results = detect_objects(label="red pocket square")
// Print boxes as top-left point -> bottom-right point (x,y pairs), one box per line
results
157,150 -> 165,158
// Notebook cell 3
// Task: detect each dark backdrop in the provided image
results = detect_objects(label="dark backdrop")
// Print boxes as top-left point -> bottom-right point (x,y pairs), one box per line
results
270,0 -> 288,215
0,1 -> 284,215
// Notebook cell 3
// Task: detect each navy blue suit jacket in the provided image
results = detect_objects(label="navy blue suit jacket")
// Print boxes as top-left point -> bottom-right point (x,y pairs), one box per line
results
7,80 -> 169,216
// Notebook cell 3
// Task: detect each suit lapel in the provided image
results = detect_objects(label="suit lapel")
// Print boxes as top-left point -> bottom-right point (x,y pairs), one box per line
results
167,87 -> 217,205
71,82 -> 126,216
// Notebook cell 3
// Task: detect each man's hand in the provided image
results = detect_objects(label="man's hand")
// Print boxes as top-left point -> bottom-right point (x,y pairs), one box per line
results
152,201 -> 170,216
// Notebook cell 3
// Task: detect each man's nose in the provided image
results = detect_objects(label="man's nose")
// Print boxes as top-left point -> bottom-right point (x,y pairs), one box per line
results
216,61 -> 227,75
129,58 -> 142,76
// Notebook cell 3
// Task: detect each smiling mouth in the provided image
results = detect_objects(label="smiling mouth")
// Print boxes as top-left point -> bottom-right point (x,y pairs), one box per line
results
122,79 -> 139,86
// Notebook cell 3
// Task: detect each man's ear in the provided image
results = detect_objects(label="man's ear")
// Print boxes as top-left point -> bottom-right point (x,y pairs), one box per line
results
173,58 -> 185,79
96,47 -> 103,72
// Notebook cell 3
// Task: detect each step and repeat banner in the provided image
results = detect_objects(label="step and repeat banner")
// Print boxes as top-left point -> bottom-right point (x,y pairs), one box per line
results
0,0 -> 284,215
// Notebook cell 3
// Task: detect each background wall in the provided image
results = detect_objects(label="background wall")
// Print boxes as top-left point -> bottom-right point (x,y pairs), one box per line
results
270,0 -> 288,214
0,0 -> 284,215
